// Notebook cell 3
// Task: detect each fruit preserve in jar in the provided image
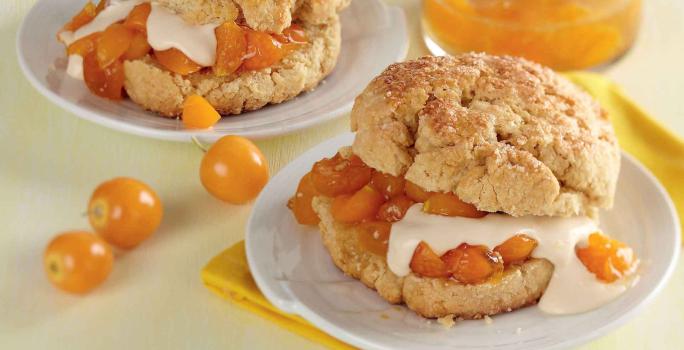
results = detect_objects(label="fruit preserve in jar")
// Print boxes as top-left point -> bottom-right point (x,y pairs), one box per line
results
422,0 -> 642,70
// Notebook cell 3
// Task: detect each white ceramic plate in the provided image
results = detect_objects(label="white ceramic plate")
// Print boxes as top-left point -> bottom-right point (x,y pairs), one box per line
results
16,0 -> 408,141
246,132 -> 681,350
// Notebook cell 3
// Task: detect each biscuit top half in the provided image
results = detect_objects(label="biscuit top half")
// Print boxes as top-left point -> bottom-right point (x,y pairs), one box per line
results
351,54 -> 620,218
155,0 -> 350,32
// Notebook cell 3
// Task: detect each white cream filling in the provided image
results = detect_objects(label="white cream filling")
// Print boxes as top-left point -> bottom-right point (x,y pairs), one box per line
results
388,204 -> 631,315
66,54 -> 84,80
146,3 -> 219,66
61,0 -> 219,79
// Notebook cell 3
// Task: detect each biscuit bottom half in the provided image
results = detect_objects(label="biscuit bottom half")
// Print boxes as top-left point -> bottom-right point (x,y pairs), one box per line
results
122,16 -> 341,117
312,196 -> 554,319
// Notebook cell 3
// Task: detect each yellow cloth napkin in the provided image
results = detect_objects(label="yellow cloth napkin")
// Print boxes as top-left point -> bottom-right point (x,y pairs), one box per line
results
200,72 -> 684,349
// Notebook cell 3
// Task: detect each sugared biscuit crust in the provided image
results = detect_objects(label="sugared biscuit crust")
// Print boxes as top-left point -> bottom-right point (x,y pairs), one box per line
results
351,54 -> 620,217
156,0 -> 350,32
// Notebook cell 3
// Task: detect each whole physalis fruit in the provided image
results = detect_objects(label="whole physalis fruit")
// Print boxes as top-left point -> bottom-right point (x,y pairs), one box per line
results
200,135 -> 269,204
44,231 -> 114,294
88,177 -> 163,249
182,95 -> 221,129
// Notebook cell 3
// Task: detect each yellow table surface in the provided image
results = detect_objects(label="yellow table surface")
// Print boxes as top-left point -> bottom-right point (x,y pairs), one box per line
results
1,0 -> 683,349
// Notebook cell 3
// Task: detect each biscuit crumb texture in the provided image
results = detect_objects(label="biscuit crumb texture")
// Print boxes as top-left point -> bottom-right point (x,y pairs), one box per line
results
483,315 -> 493,325
351,54 -> 620,217
313,196 -> 554,319
123,16 -> 340,116
156,0 -> 350,31
437,314 -> 455,328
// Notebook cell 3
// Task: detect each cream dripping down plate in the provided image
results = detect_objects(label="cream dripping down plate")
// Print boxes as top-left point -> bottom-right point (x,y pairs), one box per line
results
245,132 -> 680,350
16,0 -> 408,141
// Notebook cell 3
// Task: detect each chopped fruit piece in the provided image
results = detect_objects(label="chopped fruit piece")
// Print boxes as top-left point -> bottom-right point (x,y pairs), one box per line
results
122,31 -> 151,60
95,0 -> 107,14
44,231 -> 113,294
88,178 -> 163,249
410,241 -> 449,278
200,136 -> 269,204
182,95 -> 221,129
331,185 -> 386,223
242,29 -> 285,71
282,24 -> 307,44
404,180 -> 435,203
377,195 -> 414,222
495,234 -> 538,266
287,172 -> 321,225
96,23 -> 133,68
67,32 -> 101,56
214,22 -> 247,76
275,24 -> 308,53
577,233 -> 637,283
83,51 -> 125,99
357,221 -> 392,256
154,48 -> 203,75
442,244 -> 504,284
124,3 -> 151,33
60,1 -> 97,34
311,153 -> 372,197
423,192 -> 488,218
370,171 -> 406,199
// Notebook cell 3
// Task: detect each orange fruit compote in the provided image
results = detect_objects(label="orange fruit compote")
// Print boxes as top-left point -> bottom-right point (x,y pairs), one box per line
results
59,3 -> 307,100
422,0 -> 642,70
288,151 -> 500,270
288,151 -> 638,286
577,232 -> 637,282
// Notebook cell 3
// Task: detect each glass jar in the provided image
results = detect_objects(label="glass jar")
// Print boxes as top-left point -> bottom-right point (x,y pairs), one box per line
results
422,0 -> 642,71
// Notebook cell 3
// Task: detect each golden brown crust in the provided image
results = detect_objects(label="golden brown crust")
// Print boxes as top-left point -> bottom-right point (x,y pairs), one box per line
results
155,0 -> 350,32
350,54 -> 620,218
123,17 -> 340,116
312,196 -> 554,319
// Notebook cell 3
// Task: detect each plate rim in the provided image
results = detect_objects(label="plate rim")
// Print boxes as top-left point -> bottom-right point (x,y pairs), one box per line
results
15,1 -> 409,142
246,131 -> 681,350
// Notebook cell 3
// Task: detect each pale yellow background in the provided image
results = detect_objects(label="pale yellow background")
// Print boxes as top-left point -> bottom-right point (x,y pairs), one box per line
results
1,0 -> 683,349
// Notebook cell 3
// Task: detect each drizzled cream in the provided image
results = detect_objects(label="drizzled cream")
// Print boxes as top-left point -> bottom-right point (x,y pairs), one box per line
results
60,0 -> 219,79
66,54 -> 85,80
388,204 -> 632,315
146,3 -> 219,66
